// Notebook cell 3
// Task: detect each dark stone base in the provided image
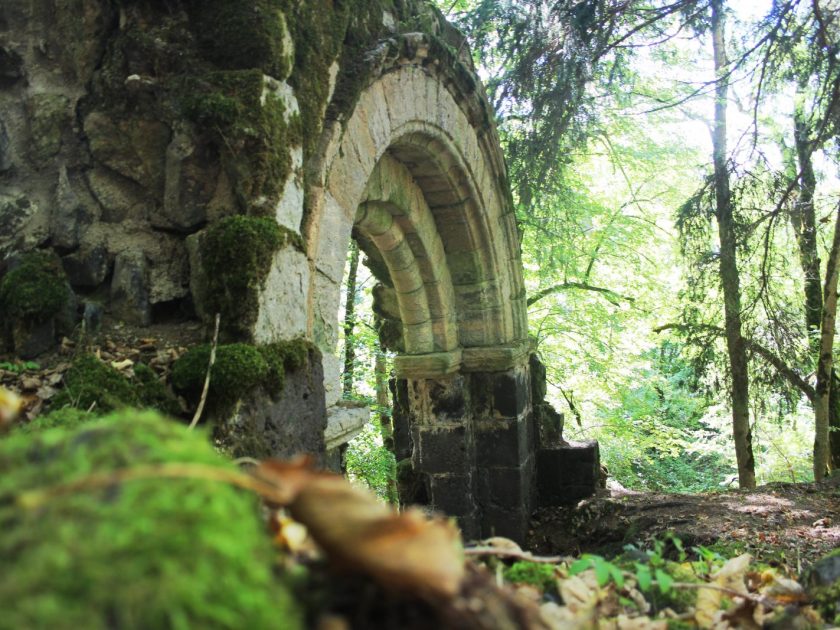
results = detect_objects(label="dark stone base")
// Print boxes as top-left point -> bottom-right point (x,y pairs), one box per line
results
215,349 -> 328,465
536,440 -> 600,507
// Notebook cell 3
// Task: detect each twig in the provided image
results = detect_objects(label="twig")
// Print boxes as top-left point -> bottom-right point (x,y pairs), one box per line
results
464,547 -> 571,564
670,582 -> 772,607
16,462 -> 287,510
189,313 -> 220,430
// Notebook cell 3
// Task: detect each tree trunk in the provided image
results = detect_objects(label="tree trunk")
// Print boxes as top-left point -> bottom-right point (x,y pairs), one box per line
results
789,98 -> 840,472
342,241 -> 360,397
711,0 -> 755,488
791,100 -> 823,348
814,203 -> 840,480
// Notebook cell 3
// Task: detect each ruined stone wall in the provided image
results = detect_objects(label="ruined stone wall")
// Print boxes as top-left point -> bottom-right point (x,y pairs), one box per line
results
0,0 -> 598,541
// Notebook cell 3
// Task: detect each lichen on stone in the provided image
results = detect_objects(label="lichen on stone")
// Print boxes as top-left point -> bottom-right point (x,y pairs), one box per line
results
0,251 -> 69,323
0,411 -> 302,629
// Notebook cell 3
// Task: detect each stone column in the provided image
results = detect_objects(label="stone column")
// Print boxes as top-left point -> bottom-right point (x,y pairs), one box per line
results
399,373 -> 480,539
469,362 -> 536,540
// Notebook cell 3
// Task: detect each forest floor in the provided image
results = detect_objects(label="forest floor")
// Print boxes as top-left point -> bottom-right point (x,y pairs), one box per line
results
529,480 -> 840,567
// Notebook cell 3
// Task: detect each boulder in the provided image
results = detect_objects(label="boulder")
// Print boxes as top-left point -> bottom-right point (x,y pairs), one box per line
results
110,250 -> 150,326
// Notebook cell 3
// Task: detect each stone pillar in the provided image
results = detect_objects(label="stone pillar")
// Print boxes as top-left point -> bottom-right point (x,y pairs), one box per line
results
393,373 -> 480,539
470,363 -> 536,540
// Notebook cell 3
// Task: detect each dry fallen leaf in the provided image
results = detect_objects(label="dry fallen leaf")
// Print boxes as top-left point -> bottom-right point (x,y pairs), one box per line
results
0,387 -> 22,429
255,459 -> 465,598
696,553 -> 751,628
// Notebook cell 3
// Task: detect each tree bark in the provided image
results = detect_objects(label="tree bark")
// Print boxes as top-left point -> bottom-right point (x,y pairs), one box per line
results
711,0 -> 755,488
791,100 -> 823,346
814,202 -> 840,480
789,99 -> 840,470
342,241 -> 360,397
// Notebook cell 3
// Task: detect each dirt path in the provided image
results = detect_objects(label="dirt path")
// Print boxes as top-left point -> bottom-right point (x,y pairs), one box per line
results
528,479 -> 840,568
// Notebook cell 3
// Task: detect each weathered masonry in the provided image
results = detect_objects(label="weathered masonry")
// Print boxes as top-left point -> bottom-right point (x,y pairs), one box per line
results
0,0 -> 598,540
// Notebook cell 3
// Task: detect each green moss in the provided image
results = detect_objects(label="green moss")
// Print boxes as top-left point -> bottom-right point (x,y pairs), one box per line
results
0,411 -> 301,629
185,0 -> 293,80
503,561 -> 557,592
52,355 -> 142,413
134,363 -> 181,416
172,339 -> 313,410
19,407 -> 97,433
181,70 -> 302,208
171,343 -> 269,409
50,356 -> 180,417
0,252 -> 69,322
199,216 -> 302,338
260,338 -> 313,392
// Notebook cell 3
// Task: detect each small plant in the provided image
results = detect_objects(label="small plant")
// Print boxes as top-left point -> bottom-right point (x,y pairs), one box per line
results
0,361 -> 40,373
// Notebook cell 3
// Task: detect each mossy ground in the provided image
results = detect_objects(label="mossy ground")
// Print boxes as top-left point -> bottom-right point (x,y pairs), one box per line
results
0,412 -> 301,629
50,354 -> 180,416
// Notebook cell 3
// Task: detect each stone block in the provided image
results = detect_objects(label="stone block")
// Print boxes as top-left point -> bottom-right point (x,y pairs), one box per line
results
536,441 -> 600,507
474,417 -> 532,469
253,245 -> 310,344
429,473 -> 475,515
469,365 -> 531,420
324,404 -> 369,450
110,251 -> 150,326
26,93 -> 70,166
419,425 -> 472,474
218,349 -> 328,465
62,245 -> 109,287
481,504 -> 530,542
390,377 -> 413,461
477,463 -> 532,511
12,319 -> 56,359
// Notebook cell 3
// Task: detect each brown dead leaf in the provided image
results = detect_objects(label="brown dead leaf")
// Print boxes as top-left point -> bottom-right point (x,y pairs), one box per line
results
255,459 -> 465,598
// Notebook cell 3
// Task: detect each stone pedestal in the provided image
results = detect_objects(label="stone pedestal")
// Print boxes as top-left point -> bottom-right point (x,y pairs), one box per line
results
536,440 -> 600,506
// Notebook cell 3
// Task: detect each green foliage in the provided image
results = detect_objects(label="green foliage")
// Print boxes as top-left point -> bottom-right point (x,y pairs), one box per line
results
0,360 -> 40,373
0,411 -> 301,629
0,252 -> 68,322
50,355 -> 179,417
199,216 -> 293,338
503,561 -> 557,591
345,419 -> 397,503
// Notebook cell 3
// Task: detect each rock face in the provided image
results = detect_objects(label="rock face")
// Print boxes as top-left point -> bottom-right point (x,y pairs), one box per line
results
0,0 -> 598,541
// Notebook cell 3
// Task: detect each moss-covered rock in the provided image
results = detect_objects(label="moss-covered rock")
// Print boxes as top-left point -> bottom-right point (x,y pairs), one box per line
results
0,251 -> 69,322
260,338 -> 313,392
0,411 -> 302,629
50,355 -> 180,416
181,70 -> 303,209
171,343 -> 270,409
197,216 -> 301,338
185,0 -> 294,80
171,339 -> 314,411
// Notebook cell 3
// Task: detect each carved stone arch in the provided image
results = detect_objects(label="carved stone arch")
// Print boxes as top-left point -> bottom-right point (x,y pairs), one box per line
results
298,59 -> 535,539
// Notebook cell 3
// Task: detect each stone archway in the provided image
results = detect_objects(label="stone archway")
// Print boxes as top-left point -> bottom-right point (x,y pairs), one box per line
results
301,57 -> 535,539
